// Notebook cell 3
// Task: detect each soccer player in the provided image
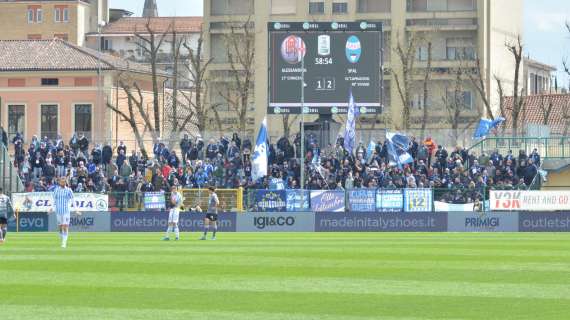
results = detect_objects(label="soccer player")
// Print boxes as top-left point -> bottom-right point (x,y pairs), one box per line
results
200,186 -> 219,240
0,188 -> 11,244
51,177 -> 77,248
163,186 -> 183,241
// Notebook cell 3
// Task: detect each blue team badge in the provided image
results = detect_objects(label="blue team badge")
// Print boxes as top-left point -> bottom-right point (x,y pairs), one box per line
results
345,36 -> 362,64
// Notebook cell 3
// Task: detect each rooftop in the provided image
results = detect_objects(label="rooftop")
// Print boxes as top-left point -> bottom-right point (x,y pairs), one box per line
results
504,94 -> 570,135
0,39 -> 160,75
92,17 -> 203,36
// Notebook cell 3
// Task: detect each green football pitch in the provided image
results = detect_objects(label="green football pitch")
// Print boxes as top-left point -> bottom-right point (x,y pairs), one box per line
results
1,233 -> 570,320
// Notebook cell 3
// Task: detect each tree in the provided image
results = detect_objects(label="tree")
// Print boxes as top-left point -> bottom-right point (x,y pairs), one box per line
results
420,42 -> 432,139
218,19 -> 255,135
134,18 -> 170,140
281,114 -> 300,140
164,19 -> 187,148
506,36 -> 526,137
392,32 -> 419,130
179,27 -> 214,135
563,22 -> 570,78
538,94 -> 555,126
443,67 -> 481,146
106,74 -> 153,159
466,58 -> 495,120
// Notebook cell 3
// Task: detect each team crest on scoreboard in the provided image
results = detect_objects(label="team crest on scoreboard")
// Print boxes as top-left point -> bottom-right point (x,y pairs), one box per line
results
281,35 -> 306,64
345,35 -> 362,64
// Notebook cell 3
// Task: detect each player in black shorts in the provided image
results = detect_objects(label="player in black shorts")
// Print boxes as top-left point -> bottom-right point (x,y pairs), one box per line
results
0,188 -> 11,244
200,186 -> 219,240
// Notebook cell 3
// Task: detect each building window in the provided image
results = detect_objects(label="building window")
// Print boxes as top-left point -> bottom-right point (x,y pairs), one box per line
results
408,0 -> 475,12
74,104 -> 92,140
358,0 -> 390,12
101,38 -> 112,51
211,0 -> 254,16
27,9 -> 34,23
448,0 -> 475,11
416,46 -> 429,61
41,105 -> 58,140
41,78 -> 59,86
332,2 -> 348,14
309,1 -> 325,14
54,6 -> 69,23
271,0 -> 296,14
446,38 -> 476,60
446,91 -> 473,109
8,105 -> 25,141
54,34 -> 69,41
27,6 -> 42,23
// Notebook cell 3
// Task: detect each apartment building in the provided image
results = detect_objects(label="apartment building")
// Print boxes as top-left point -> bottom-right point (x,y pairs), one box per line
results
84,16 -> 203,89
204,0 -> 523,138
0,0 -> 109,46
524,58 -> 557,95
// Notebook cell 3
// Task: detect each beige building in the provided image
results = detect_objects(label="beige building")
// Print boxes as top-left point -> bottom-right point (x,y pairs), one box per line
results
204,0 -> 523,141
523,58 -> 557,95
0,0 -> 109,46
0,39 -> 165,154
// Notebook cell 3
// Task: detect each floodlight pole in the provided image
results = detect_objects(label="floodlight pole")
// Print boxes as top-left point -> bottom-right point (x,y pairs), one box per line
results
300,54 -> 305,191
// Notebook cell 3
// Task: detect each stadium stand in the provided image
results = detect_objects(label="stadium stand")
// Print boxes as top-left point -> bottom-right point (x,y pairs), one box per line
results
10,131 -> 541,205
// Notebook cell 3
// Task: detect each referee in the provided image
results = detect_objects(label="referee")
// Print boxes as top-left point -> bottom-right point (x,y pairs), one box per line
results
0,188 -> 11,244
51,177 -> 76,248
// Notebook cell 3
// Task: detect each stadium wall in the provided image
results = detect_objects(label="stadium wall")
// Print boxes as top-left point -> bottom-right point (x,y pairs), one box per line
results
9,212 -> 570,233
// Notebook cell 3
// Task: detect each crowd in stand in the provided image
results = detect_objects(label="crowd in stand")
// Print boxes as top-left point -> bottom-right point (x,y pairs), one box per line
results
10,131 -> 541,204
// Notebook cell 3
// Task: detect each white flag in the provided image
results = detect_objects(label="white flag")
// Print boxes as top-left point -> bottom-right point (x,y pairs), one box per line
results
252,117 -> 268,181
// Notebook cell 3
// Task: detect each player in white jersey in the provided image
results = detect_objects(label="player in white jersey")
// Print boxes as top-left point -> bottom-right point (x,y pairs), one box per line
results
163,186 -> 184,241
50,178 -> 78,248
0,188 -> 11,244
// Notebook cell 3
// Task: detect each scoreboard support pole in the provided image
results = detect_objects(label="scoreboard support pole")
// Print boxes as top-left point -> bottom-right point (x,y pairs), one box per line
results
300,54 -> 306,192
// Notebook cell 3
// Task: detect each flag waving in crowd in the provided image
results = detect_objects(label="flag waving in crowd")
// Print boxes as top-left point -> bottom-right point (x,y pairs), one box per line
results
473,117 -> 505,139
252,117 -> 269,181
386,132 -> 413,169
343,91 -> 357,153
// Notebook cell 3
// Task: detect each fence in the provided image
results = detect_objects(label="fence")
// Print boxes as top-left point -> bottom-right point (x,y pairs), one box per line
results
0,142 -> 24,195
245,188 -> 490,213
14,187 -> 570,216
470,137 -> 570,158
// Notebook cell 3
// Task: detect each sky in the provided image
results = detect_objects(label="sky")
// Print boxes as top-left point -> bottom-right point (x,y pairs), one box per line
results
111,0 -> 570,88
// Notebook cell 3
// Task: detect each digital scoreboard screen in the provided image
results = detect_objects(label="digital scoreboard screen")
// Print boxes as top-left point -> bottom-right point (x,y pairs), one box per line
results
268,21 -> 382,115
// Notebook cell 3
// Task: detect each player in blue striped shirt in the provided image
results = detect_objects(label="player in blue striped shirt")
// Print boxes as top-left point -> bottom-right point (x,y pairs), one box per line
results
50,178 -> 77,248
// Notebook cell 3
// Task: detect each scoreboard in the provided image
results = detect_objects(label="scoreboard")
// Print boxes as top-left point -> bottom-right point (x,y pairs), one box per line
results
268,21 -> 383,115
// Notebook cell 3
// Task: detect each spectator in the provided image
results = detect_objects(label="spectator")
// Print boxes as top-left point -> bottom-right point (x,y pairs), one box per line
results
180,134 -> 192,163
117,141 -> 127,157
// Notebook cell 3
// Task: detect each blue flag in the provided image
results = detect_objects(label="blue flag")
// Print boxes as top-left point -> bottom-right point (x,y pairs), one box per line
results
366,140 -> 376,163
473,117 -> 505,139
343,91 -> 357,152
386,132 -> 413,169
252,117 -> 268,181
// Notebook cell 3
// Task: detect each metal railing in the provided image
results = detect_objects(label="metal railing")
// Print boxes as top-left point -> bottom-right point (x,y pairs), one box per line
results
105,188 -> 243,212
469,137 -> 570,159
0,142 -> 24,195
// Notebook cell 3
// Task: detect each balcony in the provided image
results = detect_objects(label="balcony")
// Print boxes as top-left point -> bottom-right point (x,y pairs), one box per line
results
406,18 -> 477,31
407,0 -> 477,13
